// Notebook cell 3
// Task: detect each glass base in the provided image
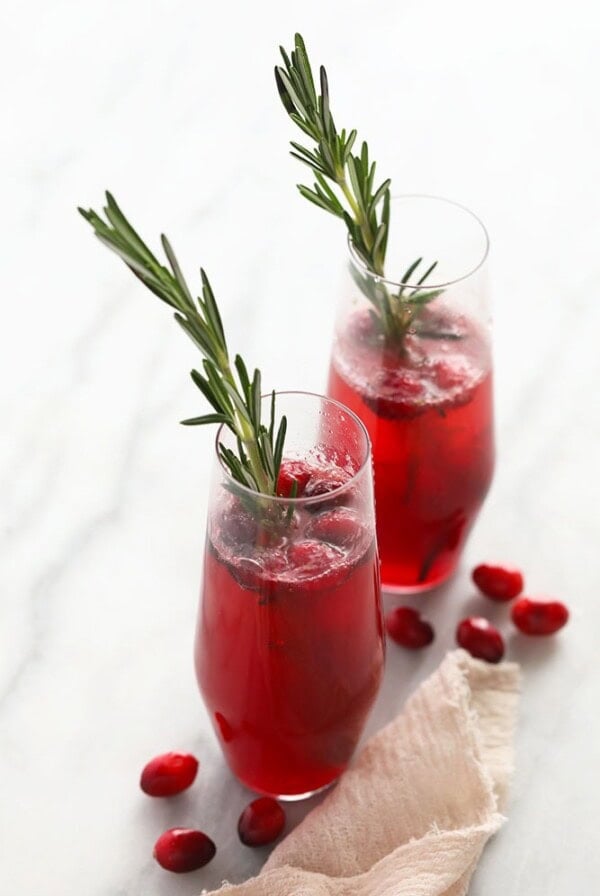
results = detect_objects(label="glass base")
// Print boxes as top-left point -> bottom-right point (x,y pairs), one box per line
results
242,775 -> 340,802
382,566 -> 456,595
271,777 -> 339,802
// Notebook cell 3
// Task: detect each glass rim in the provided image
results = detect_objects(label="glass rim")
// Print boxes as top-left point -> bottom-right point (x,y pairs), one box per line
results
214,390 -> 372,506
347,193 -> 490,290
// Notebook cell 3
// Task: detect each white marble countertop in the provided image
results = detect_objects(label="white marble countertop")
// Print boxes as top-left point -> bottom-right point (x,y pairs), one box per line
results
2,1 -> 600,893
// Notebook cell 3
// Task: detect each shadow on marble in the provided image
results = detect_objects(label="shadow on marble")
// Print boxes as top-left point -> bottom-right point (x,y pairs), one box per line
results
505,630 -> 563,672
455,592 -> 513,626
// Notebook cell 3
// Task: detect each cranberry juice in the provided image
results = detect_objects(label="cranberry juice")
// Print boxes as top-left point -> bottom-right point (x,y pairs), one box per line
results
328,306 -> 494,590
195,459 -> 384,798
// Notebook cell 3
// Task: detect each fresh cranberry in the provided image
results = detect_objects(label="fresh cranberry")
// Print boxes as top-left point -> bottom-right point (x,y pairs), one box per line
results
385,606 -> 434,649
432,359 -> 466,390
382,368 -> 425,398
140,752 -> 198,797
237,797 -> 285,847
276,459 -> 312,497
511,597 -> 569,635
305,508 -> 362,548
220,503 -> 257,547
363,369 -> 427,420
285,540 -> 349,590
304,467 -> 351,499
153,828 -> 216,872
472,563 -> 524,601
456,617 -> 504,663
287,540 -> 341,575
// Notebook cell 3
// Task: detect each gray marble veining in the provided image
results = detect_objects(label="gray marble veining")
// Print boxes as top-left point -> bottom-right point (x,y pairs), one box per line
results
2,1 -> 600,893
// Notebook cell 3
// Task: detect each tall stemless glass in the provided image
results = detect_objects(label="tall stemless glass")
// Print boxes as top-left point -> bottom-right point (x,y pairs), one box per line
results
328,196 -> 494,593
194,392 -> 384,800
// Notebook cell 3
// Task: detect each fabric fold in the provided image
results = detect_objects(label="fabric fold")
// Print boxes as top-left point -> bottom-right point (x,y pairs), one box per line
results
207,649 -> 520,896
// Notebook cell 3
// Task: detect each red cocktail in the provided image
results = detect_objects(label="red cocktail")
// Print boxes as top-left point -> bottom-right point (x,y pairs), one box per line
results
328,197 -> 494,591
195,393 -> 384,799
329,306 -> 494,589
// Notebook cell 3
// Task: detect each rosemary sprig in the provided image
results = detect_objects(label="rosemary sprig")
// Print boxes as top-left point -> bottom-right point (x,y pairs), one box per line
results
275,34 -> 444,342
78,192 -> 286,497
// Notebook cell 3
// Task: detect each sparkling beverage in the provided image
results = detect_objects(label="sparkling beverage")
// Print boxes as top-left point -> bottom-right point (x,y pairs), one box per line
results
195,429 -> 384,798
328,306 -> 494,590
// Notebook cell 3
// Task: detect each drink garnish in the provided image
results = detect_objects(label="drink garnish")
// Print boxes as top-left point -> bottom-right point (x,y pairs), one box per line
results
79,193 -> 287,496
275,34 -> 444,343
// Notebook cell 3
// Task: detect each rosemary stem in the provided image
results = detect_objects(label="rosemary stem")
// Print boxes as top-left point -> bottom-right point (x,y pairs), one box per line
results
339,178 -> 361,220
244,438 -> 271,493
339,178 -> 374,254
221,361 -> 272,493
379,285 -> 397,338
79,192 -> 285,497
276,33 -> 444,347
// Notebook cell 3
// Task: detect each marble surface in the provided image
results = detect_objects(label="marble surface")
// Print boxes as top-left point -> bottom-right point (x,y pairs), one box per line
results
2,1 -> 600,893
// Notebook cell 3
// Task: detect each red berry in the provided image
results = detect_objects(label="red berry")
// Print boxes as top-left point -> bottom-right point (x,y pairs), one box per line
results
238,797 -> 285,847
472,563 -> 524,601
511,597 -> 569,636
221,503 -> 258,547
276,459 -> 312,497
140,752 -> 198,797
363,369 -> 427,420
386,606 -> 434,649
432,359 -> 466,390
153,828 -> 216,873
456,617 -> 504,663
287,540 -> 340,572
285,540 -> 347,589
304,468 -> 351,499
305,508 -> 362,548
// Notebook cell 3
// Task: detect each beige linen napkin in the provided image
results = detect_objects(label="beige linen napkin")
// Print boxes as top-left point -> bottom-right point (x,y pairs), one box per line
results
210,649 -> 520,896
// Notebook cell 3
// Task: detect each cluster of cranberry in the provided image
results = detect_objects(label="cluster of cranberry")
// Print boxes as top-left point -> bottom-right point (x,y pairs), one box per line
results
386,563 -> 569,663
140,753 -> 285,873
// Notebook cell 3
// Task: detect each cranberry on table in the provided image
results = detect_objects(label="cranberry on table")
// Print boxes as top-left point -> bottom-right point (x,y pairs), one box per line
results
511,597 -> 569,635
153,828 -> 216,873
140,752 -> 199,797
385,606 -> 434,649
238,797 -> 286,847
456,617 -> 504,663
472,563 -> 524,601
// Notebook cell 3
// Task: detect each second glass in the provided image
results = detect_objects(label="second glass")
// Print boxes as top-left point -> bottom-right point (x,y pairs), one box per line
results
328,196 -> 495,592
195,392 -> 384,799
